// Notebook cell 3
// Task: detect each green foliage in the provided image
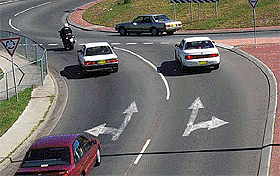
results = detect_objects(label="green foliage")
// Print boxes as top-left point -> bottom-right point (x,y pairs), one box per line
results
83,0 -> 279,30
0,87 -> 33,137
0,68 -> 3,80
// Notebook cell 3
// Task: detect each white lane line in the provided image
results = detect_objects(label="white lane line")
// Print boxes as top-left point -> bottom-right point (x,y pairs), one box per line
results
160,42 -> 171,45
48,43 -> 58,46
143,42 -> 154,45
111,43 -> 120,45
9,1 -> 52,31
0,1 -> 12,5
115,47 -> 170,100
126,43 -> 137,45
14,1 -> 52,16
133,139 -> 151,165
9,19 -> 20,31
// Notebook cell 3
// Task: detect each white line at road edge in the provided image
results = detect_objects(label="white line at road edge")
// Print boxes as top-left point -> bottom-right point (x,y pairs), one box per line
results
9,1 -> 52,31
14,1 -> 52,16
115,47 -> 170,100
134,139 -> 151,164
9,19 -> 20,31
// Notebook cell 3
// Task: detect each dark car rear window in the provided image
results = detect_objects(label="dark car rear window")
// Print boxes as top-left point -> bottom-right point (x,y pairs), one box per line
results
21,147 -> 71,168
185,40 -> 214,49
154,15 -> 170,21
85,46 -> 112,56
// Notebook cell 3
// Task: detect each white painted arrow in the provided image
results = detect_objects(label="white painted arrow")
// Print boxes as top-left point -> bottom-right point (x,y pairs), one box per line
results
85,101 -> 138,140
183,97 -> 204,136
183,97 -> 229,137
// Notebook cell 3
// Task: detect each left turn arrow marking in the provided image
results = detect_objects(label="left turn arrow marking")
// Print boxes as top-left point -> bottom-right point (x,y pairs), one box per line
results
85,101 -> 138,140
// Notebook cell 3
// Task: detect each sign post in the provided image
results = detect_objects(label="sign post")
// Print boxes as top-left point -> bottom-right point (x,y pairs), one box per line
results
0,37 -> 21,101
248,0 -> 260,48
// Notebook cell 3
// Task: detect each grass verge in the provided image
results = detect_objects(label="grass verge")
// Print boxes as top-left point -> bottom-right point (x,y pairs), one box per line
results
0,87 -> 33,137
0,68 -> 3,80
83,0 -> 279,30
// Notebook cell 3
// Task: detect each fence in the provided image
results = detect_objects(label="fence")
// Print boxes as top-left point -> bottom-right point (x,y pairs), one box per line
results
0,30 -> 47,100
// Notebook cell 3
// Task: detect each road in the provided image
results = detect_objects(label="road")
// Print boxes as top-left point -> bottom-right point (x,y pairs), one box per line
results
1,0 -> 278,175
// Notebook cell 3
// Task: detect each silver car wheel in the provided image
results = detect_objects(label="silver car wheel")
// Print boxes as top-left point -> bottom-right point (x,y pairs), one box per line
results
119,27 -> 127,36
151,28 -> 158,36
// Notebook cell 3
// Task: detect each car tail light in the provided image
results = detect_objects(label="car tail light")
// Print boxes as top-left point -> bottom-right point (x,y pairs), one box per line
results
85,61 -> 96,65
165,24 -> 171,28
59,171 -> 69,176
212,53 -> 219,57
111,58 -> 118,62
186,55 -> 192,60
107,58 -> 118,63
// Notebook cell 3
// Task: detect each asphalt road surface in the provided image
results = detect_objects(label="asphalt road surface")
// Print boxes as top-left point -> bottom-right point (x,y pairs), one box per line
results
1,0 -> 278,175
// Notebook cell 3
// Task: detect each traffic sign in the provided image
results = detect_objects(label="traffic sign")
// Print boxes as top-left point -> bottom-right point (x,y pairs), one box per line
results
0,37 -> 21,57
248,0 -> 259,8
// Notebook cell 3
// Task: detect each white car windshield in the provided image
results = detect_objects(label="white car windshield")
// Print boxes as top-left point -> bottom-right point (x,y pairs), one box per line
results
85,46 -> 113,56
185,40 -> 214,50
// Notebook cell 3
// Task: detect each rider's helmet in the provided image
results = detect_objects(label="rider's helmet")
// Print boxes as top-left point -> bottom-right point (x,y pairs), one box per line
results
64,23 -> 69,28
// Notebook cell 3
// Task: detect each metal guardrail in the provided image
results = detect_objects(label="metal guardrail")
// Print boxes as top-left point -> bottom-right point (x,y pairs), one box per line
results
0,29 -> 47,100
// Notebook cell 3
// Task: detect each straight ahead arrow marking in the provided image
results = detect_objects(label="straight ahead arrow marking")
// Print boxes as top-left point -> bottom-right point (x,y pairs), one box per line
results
183,97 -> 229,137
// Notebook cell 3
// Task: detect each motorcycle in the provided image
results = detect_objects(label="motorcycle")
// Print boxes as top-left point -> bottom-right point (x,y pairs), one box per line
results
59,31 -> 75,50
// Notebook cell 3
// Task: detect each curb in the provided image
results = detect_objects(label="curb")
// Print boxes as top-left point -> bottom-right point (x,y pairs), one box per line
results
217,45 -> 278,176
0,71 -> 58,173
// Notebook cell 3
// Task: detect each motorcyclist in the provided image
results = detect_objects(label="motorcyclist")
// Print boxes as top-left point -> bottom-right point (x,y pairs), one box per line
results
59,23 -> 72,39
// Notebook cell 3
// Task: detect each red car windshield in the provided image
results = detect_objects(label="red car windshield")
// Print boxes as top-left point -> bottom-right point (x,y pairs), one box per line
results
21,147 -> 71,168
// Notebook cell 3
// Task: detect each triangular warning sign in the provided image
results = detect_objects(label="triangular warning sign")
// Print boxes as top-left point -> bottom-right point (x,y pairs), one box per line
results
0,37 -> 21,57
248,0 -> 259,8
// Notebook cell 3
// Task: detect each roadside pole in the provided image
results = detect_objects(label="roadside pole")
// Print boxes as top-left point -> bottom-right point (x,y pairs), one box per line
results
248,0 -> 260,48
253,8 -> 256,48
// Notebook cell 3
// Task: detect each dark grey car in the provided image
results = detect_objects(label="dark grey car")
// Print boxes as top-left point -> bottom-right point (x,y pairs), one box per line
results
115,14 -> 182,36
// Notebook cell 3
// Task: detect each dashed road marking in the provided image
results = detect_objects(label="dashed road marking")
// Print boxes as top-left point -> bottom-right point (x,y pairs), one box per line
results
126,43 -> 137,45
133,139 -> 151,164
143,42 -> 154,45
160,42 -> 171,45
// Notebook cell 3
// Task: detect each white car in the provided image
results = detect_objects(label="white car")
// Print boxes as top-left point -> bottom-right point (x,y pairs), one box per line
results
77,42 -> 118,75
175,37 -> 220,71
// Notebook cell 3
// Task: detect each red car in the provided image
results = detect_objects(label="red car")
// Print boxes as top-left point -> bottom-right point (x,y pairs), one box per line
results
14,134 -> 101,176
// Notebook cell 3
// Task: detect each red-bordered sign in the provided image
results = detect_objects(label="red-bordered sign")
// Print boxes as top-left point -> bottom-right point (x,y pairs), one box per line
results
0,37 -> 21,57
248,0 -> 259,8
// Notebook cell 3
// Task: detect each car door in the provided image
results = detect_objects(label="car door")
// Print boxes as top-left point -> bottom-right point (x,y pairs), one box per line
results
78,45 -> 86,65
139,16 -> 153,32
178,39 -> 185,62
128,16 -> 143,32
71,139 -> 84,175
78,136 -> 97,174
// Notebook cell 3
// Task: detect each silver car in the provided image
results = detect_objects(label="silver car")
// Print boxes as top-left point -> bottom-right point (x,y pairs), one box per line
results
115,14 -> 182,36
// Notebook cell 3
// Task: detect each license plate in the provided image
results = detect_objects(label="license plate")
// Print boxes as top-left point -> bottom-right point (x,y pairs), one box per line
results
198,61 -> 208,65
98,60 -> 106,64
173,24 -> 176,27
